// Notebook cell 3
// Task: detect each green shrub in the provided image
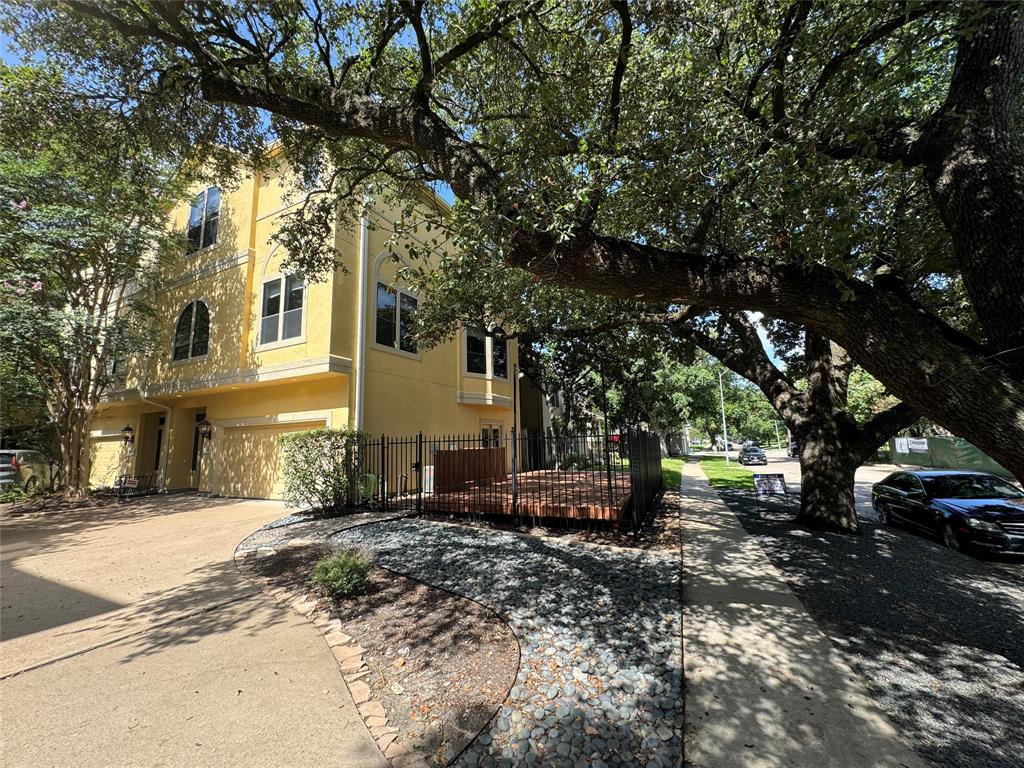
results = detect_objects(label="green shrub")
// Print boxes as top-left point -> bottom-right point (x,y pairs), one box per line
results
280,428 -> 364,515
309,550 -> 372,597
0,485 -> 27,504
562,452 -> 602,470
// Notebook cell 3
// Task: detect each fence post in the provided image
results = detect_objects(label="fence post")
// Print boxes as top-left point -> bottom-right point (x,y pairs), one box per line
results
380,433 -> 387,511
511,426 -> 519,525
416,431 -> 423,515
631,430 -> 641,539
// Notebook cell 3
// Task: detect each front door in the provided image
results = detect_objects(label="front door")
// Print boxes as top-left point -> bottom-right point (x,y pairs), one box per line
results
153,416 -> 165,472
190,410 -> 207,489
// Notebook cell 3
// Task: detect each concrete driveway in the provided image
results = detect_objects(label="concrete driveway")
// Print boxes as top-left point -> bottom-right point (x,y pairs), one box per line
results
0,495 -> 387,768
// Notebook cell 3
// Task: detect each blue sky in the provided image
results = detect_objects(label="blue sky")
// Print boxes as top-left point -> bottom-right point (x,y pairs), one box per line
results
1,31 -> 22,65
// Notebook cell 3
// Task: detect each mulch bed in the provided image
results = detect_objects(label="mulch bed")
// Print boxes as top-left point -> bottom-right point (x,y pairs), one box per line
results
251,543 -> 519,766
0,493 -> 120,516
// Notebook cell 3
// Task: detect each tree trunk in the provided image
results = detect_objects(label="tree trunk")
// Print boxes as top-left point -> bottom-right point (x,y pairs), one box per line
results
794,433 -> 860,532
923,5 -> 1024,375
60,405 -> 90,497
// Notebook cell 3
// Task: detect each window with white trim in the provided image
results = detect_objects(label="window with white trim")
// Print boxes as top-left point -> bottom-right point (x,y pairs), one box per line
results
260,275 -> 305,345
480,421 -> 503,447
465,327 -> 508,378
186,187 -> 220,253
375,282 -> 418,353
172,300 -> 210,360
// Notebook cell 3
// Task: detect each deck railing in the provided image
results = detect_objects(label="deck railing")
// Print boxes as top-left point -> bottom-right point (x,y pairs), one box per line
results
346,428 -> 664,533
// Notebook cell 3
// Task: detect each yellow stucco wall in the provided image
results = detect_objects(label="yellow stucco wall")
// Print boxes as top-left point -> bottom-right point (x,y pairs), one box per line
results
90,158 -> 517,499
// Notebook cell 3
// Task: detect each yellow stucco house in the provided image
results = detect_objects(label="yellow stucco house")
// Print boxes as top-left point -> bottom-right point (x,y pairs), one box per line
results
88,163 -> 517,499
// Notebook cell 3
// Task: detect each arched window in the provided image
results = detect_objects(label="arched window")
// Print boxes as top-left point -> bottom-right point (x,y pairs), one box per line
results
173,300 -> 210,360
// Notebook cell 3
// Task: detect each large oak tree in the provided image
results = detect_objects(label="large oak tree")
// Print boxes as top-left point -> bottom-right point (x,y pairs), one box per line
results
7,1 -> 1023,481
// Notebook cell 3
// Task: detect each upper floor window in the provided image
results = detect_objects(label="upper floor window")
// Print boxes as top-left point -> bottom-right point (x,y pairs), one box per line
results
260,275 -> 305,345
375,282 -> 418,354
104,328 -> 127,378
466,327 -> 508,378
173,300 -> 210,360
186,187 -> 220,253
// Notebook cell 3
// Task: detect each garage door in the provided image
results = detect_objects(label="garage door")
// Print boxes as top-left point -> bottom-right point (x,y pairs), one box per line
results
211,420 -> 325,499
89,436 -> 126,488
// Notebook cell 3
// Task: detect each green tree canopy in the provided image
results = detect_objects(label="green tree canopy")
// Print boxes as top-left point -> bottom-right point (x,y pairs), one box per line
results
3,1 -> 1023,480
0,65 -> 203,492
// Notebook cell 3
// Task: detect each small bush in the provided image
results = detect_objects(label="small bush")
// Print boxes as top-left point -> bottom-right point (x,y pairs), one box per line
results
309,550 -> 372,597
280,428 -> 364,515
562,452 -> 602,470
0,485 -> 27,504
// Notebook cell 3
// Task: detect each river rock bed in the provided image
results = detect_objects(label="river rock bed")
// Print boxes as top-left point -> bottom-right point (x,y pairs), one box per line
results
332,519 -> 681,768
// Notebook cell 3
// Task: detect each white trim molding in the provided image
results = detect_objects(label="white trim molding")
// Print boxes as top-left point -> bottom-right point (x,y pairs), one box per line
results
159,249 -> 253,293
143,354 -> 352,397
457,391 -> 513,407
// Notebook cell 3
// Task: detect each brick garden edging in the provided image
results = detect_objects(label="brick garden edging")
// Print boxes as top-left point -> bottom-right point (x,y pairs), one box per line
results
233,511 -> 432,768
234,544 -> 429,768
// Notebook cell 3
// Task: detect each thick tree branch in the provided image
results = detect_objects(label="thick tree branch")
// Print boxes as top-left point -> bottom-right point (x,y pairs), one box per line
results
856,402 -> 917,458
606,0 -> 632,148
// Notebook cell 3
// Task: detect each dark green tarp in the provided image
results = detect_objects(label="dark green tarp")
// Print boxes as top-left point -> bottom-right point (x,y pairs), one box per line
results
888,436 -> 1013,478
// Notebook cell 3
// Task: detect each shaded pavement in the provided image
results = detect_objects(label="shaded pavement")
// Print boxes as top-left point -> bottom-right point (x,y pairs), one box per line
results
704,453 -> 1024,768
0,495 -> 386,768
680,460 -> 926,768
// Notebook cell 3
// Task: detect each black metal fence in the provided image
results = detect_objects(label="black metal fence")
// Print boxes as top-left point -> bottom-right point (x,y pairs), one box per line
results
347,428 -> 664,533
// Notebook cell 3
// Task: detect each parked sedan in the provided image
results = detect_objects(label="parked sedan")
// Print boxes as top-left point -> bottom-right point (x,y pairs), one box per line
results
872,470 -> 1024,553
739,445 -> 768,465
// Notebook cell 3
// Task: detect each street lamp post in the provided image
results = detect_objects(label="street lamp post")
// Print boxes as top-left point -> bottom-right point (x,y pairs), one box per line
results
718,370 -> 730,464
774,419 -> 782,450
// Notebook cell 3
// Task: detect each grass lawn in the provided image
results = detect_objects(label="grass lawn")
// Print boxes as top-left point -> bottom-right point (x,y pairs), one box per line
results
698,457 -> 755,491
661,457 -> 684,488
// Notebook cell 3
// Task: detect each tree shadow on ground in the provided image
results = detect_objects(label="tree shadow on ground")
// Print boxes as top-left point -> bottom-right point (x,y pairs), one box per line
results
249,541 -> 519,766
714,485 -> 1024,768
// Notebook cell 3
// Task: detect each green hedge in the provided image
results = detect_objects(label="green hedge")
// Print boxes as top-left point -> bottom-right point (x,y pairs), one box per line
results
279,428 -> 364,515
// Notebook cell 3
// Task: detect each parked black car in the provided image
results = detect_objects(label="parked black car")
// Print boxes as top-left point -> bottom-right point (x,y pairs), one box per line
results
872,470 -> 1024,553
787,440 -> 799,458
739,445 -> 768,465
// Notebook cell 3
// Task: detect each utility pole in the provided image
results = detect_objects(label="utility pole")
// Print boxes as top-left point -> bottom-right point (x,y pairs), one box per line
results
718,369 -> 729,464
774,419 -> 782,450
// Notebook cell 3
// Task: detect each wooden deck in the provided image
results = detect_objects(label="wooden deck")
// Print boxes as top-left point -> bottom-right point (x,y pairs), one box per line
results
422,469 -> 631,522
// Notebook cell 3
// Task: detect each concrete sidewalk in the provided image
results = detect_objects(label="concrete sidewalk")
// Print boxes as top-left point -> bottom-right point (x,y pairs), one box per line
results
680,460 -> 925,768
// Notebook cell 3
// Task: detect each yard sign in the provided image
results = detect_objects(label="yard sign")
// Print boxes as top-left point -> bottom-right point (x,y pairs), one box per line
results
753,473 -> 788,496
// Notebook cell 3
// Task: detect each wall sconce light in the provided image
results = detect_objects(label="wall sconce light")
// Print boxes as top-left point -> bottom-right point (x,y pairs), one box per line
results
121,425 -> 135,445
197,418 -> 213,440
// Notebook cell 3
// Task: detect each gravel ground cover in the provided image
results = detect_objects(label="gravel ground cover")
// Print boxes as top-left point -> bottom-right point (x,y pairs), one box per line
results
332,518 -> 682,768
710,485 -> 1024,768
